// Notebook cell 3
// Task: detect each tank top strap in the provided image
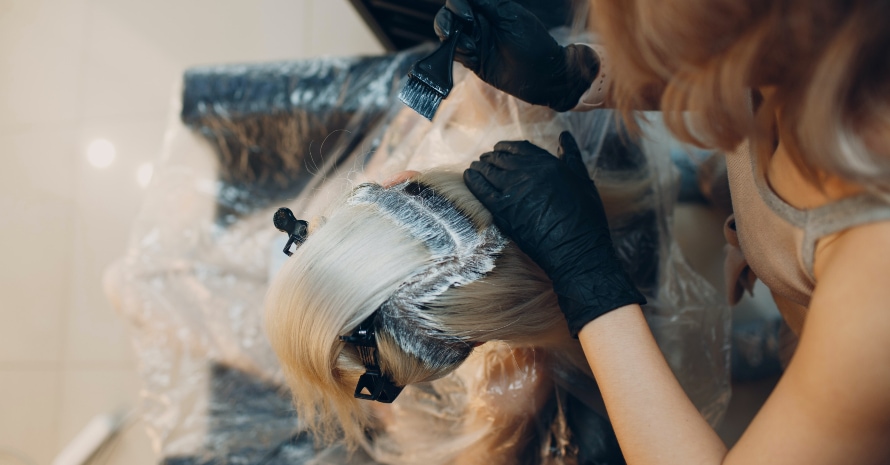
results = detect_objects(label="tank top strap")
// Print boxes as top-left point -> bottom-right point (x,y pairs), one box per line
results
800,195 -> 890,277
746,140 -> 890,281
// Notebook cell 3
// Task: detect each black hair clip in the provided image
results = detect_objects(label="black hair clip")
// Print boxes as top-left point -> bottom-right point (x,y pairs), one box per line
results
273,207 -> 309,256
339,312 -> 404,403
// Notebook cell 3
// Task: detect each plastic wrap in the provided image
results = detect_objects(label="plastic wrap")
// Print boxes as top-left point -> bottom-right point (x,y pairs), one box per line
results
105,50 -> 424,463
179,50 -> 426,225
105,45 -> 730,464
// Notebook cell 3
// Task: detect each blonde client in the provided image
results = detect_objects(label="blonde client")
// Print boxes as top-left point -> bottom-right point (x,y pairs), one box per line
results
264,134 -> 648,464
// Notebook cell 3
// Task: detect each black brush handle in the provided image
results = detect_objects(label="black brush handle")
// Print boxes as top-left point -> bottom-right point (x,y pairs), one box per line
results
408,19 -> 463,98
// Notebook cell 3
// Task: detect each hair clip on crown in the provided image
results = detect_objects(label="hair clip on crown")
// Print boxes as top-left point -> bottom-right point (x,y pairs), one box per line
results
273,207 -> 308,256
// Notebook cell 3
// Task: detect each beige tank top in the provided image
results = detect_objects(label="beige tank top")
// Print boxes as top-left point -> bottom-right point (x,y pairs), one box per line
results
723,140 -> 890,334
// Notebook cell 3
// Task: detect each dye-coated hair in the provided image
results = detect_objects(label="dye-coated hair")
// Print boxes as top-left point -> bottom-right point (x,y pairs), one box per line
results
264,170 -> 581,446
591,0 -> 890,198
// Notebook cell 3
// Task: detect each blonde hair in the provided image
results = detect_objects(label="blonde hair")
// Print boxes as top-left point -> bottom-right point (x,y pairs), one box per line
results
592,0 -> 890,196
264,164 -> 653,450
265,170 -> 582,446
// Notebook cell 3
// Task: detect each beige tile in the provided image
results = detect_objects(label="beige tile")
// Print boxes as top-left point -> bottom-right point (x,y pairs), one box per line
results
255,0 -> 312,59
0,194 -> 72,364
0,126 -> 78,364
79,1 -> 187,119
81,0 -> 311,119
0,369 -> 60,465
0,0 -> 88,127
63,118 -> 167,364
89,417 -> 157,465
89,0 -> 311,63
0,124 -> 80,199
308,0 -> 385,57
56,368 -> 151,458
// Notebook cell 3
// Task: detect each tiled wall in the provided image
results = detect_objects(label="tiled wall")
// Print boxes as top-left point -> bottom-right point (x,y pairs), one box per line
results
0,1 -> 382,463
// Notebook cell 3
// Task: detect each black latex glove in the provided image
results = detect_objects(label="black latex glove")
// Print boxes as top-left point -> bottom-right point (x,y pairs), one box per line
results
464,131 -> 646,336
434,0 -> 599,112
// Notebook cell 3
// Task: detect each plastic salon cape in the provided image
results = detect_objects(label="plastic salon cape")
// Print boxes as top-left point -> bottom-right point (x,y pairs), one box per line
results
105,46 -> 731,465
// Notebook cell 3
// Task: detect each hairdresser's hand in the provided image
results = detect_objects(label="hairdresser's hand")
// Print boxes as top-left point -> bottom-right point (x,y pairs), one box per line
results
465,132 -> 645,336
434,0 -> 599,112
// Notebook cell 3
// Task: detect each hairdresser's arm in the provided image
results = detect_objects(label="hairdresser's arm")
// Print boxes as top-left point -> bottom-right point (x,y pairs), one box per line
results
466,133 -> 890,463
578,222 -> 890,465
578,305 -> 727,464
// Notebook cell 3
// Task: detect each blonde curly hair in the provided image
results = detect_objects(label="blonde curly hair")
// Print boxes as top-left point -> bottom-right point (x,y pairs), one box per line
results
592,0 -> 890,197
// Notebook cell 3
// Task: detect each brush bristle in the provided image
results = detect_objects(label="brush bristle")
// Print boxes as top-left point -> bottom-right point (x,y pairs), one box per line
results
398,77 -> 444,121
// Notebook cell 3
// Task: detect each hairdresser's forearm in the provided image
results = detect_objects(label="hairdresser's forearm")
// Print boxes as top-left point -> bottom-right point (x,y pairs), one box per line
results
578,304 -> 727,465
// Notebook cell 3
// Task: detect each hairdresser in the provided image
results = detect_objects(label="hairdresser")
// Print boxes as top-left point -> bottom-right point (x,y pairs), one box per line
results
441,0 -> 890,464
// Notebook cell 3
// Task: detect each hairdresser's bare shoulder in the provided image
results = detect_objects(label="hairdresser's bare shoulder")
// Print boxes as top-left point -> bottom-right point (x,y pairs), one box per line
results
724,219 -> 890,464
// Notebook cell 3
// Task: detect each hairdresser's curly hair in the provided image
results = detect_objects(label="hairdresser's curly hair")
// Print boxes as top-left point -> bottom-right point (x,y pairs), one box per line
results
593,0 -> 890,197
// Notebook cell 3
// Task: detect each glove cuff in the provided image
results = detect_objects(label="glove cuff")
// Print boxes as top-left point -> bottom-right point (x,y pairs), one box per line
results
549,43 -> 602,112
572,44 -> 611,110
554,265 -> 647,337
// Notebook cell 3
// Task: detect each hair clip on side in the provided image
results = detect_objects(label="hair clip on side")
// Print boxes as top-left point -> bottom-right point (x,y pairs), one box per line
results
273,207 -> 308,256
338,312 -> 404,403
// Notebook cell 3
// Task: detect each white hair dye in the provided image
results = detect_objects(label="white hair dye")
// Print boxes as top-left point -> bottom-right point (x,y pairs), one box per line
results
347,180 -> 507,368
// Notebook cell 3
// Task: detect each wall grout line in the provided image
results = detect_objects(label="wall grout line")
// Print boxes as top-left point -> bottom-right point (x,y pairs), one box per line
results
0,362 -> 62,371
51,0 -> 98,454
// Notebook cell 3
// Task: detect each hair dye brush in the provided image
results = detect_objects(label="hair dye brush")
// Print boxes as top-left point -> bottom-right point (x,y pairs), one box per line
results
398,18 -> 464,121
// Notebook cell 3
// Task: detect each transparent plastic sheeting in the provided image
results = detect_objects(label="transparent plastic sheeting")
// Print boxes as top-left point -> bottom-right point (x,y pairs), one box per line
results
105,47 -> 731,464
